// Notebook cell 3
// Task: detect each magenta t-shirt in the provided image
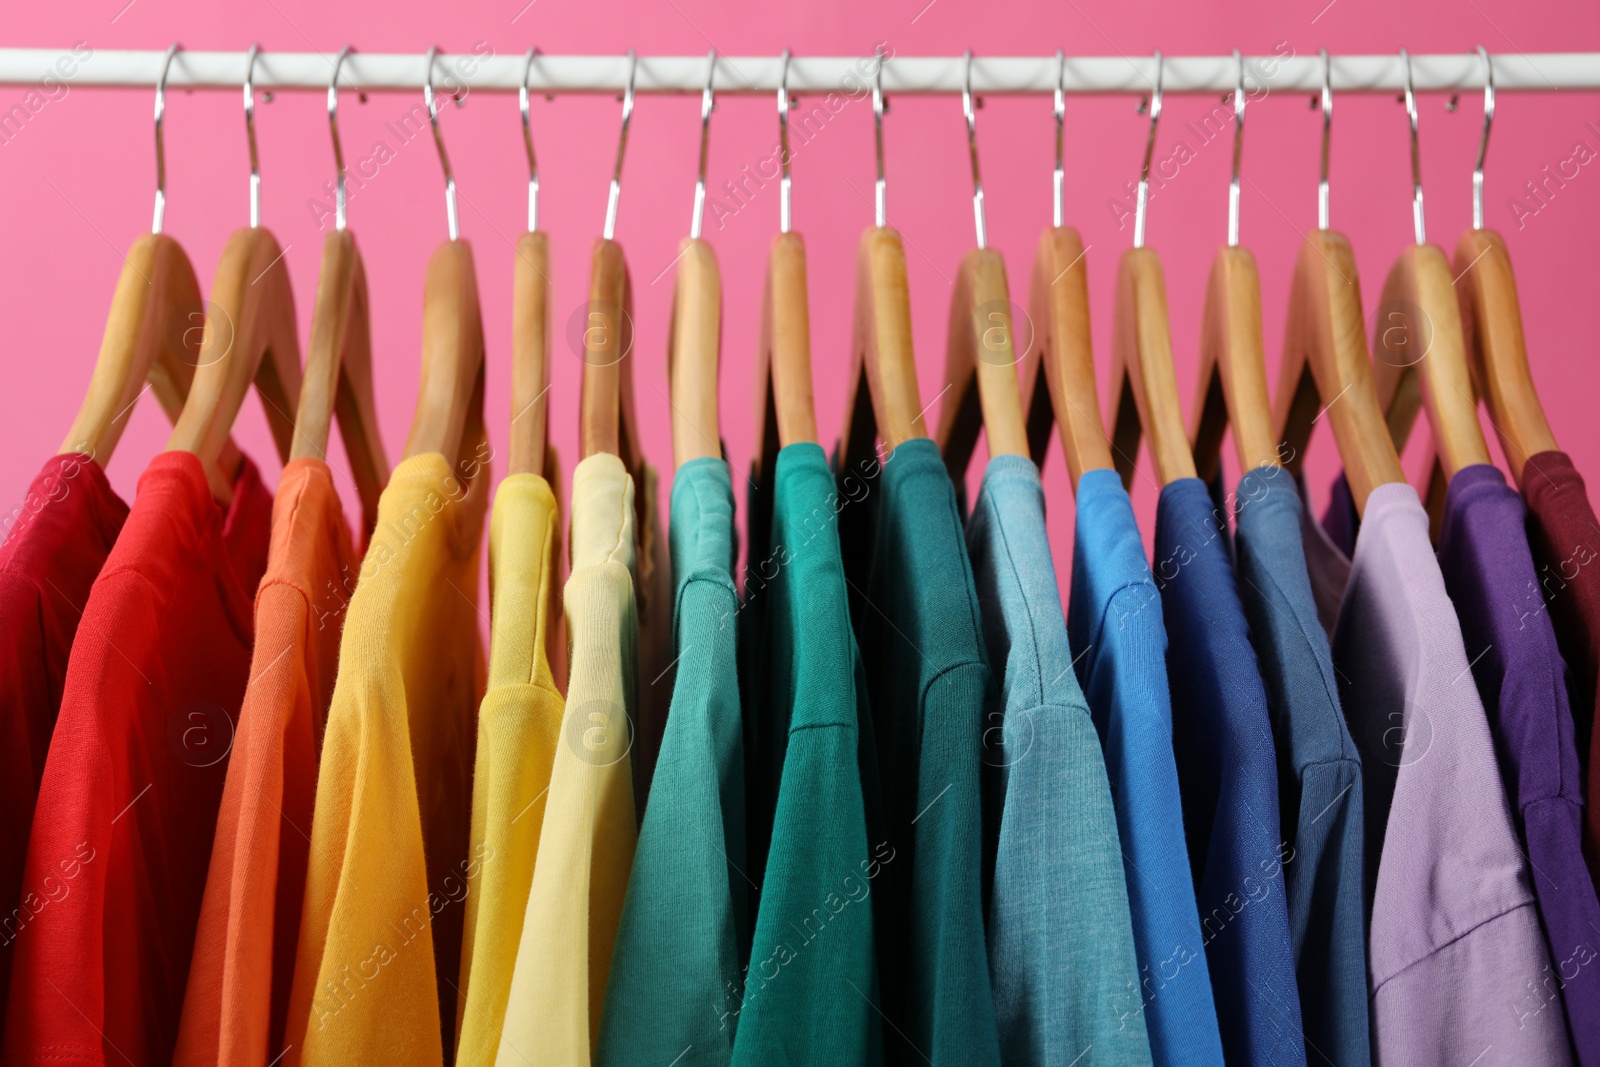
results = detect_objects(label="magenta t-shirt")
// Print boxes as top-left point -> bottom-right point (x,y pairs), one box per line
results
1300,479 -> 1569,1065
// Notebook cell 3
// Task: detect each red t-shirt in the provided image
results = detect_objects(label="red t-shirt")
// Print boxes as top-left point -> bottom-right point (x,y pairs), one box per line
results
0,455 -> 128,1015
1522,450 -> 1600,888
2,451 -> 272,1067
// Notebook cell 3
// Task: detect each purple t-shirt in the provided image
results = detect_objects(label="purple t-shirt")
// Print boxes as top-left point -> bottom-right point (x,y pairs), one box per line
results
1437,464 -> 1600,1063
1300,480 -> 1569,1065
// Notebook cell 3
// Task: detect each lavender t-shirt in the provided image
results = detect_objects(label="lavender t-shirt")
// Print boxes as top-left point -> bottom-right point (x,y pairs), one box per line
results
1299,480 -> 1569,1066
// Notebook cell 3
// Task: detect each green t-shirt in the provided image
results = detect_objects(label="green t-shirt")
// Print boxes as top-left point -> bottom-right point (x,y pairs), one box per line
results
843,437 -> 1001,1065
597,458 -> 746,1066
732,443 -> 883,1064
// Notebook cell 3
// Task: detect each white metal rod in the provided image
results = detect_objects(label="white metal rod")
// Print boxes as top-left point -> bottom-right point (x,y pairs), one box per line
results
5,48 -> 1599,95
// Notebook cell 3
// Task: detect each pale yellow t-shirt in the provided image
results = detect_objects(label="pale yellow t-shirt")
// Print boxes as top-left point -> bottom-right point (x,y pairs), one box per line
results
497,453 -> 641,1064
282,449 -> 489,1067
453,472 -> 564,1065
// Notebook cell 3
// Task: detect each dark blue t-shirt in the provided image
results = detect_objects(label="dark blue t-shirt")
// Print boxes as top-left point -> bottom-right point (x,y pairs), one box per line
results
1154,477 -> 1307,1066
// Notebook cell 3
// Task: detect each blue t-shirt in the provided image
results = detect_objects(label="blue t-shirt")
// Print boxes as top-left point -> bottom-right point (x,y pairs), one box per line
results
966,456 -> 1151,1066
1067,468 -> 1224,1067
1154,477 -> 1306,1066
1229,465 -> 1369,1067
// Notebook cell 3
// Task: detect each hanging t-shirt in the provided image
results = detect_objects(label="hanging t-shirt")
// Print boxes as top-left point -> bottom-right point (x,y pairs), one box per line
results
1228,465 -> 1368,1067
598,457 -> 746,1066
174,458 -> 359,1067
3,451 -> 272,1067
843,436 -> 999,1065
1153,477 -> 1306,1066
1521,450 -> 1600,885
731,441 -> 881,1064
1067,468 -> 1224,1067
966,455 -> 1151,1066
498,453 -> 644,1065
0,453 -> 127,1015
453,471 -> 564,1066
1299,478 -> 1569,1065
282,448 -> 489,1067
1437,463 -> 1600,1063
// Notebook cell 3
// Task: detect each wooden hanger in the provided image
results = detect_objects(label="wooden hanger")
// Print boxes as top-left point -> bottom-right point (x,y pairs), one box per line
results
1018,60 -> 1113,491
62,232 -> 207,464
1189,57 -> 1280,483
838,54 -> 928,475
1272,51 -> 1405,517
1019,226 -> 1114,489
666,53 -> 723,470
509,49 -> 552,479
165,49 -> 301,498
579,51 -> 643,479
401,53 -> 486,477
1105,54 -> 1196,489
1456,48 -> 1557,485
755,230 -> 819,482
753,50 -> 819,484
1368,51 -> 1491,493
934,54 -> 1029,483
290,49 -> 388,532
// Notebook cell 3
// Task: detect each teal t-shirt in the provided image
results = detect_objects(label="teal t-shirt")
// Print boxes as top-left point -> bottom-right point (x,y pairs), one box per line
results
966,456 -> 1152,1066
731,442 -> 882,1064
843,437 -> 1001,1065
597,458 -> 747,1066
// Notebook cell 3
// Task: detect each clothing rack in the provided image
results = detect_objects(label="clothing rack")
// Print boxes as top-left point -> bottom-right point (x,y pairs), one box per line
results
1,48 -> 1597,95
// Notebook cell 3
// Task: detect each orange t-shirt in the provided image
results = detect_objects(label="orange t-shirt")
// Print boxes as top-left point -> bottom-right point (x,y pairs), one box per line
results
173,459 -> 358,1067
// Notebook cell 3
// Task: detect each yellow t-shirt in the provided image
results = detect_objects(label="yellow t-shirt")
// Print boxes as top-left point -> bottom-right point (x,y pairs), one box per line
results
497,453 -> 641,1064
283,449 -> 489,1066
453,472 -> 564,1065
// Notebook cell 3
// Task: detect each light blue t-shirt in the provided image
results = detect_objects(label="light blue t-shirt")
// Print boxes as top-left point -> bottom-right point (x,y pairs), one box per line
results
966,456 -> 1152,1066
1067,468 -> 1224,1067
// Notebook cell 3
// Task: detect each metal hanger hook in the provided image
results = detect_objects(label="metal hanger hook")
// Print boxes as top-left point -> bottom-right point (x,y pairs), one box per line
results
1473,45 -> 1494,230
603,49 -> 637,241
1318,48 -> 1332,230
423,46 -> 459,241
1228,49 -> 1245,246
152,42 -> 179,235
1133,50 -> 1163,249
521,47 -> 540,232
329,46 -> 353,232
777,49 -> 793,233
873,46 -> 887,228
244,44 -> 262,229
962,50 -> 987,249
1400,48 -> 1425,245
690,49 -> 717,240
1053,49 -> 1065,229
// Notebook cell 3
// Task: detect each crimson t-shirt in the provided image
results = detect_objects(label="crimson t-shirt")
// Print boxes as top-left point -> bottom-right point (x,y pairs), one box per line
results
0,455 -> 129,1015
1521,450 -> 1600,888
2,451 -> 271,1067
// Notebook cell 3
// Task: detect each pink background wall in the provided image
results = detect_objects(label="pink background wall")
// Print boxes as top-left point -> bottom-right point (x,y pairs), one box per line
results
3,0 -> 1599,591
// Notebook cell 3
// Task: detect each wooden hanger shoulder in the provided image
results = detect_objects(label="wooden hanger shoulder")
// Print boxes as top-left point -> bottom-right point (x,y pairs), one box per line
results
509,230 -> 551,478
1455,228 -> 1557,483
1190,244 -> 1279,483
1019,226 -> 1112,491
1272,230 -> 1404,514
839,226 -> 926,474
1107,245 -> 1196,487
934,247 -> 1028,482
578,236 -> 642,476
63,232 -> 202,463
1370,241 -> 1491,480
166,226 -> 302,487
291,228 -> 388,527
402,238 -> 486,477
667,237 -> 722,469
754,230 -> 818,483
